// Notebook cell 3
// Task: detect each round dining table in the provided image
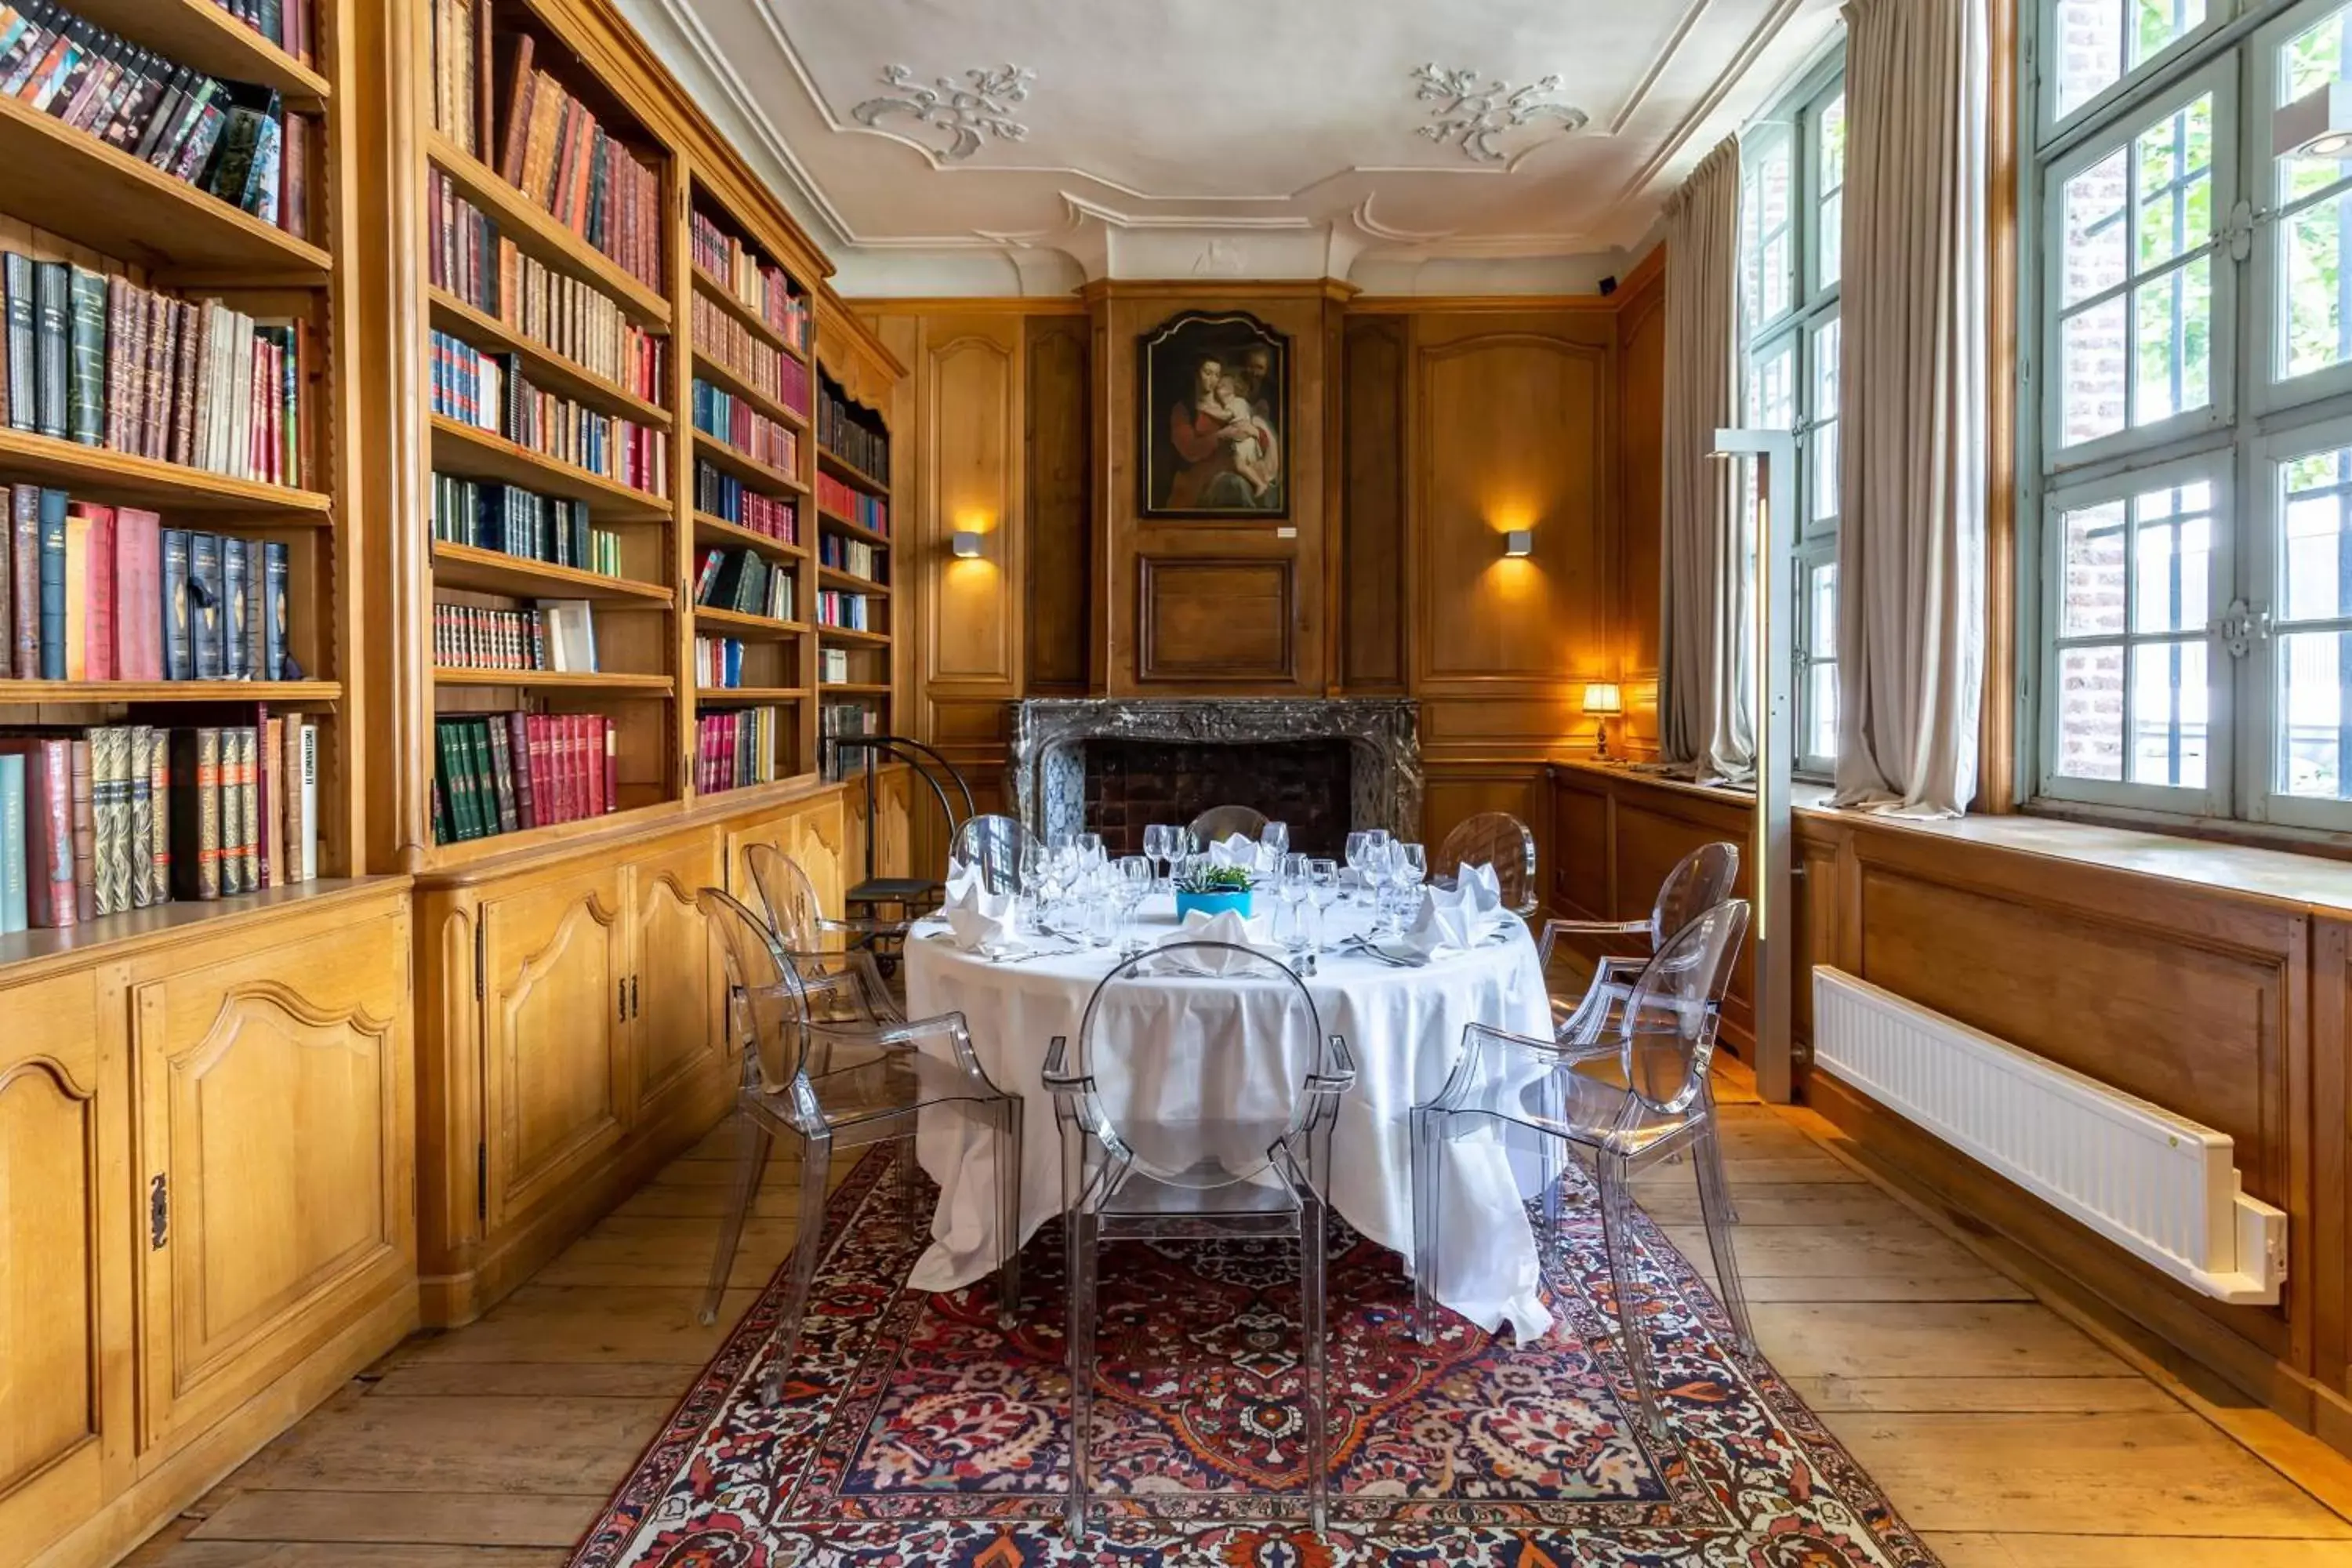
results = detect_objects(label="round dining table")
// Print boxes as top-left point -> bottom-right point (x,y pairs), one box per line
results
902,891 -> 1558,1339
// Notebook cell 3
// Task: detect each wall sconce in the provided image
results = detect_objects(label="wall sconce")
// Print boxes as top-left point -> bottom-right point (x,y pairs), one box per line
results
951,530 -> 984,560
1581,681 -> 1623,759
1501,528 -> 1534,558
2277,80 -> 2352,159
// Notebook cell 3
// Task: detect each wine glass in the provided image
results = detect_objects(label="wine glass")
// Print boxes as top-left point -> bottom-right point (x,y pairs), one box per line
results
1277,851 -> 1312,958
1306,858 -> 1340,954
1343,831 -> 1374,904
1074,830 -> 1105,869
1115,855 -> 1154,956
1261,819 -> 1291,858
1388,841 -> 1428,931
1142,823 -> 1173,887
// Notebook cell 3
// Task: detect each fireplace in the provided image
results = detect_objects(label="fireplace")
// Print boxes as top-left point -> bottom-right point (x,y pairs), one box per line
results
1009,699 -> 1420,847
1083,738 -> 1353,855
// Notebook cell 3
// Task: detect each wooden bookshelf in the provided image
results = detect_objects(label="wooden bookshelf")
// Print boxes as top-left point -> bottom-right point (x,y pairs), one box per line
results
0,430 -> 336,519
697,685 -> 808,703
816,682 -> 891,695
427,289 -> 673,427
693,511 -> 807,561
70,0 -> 336,107
691,264 -> 804,361
695,607 -> 808,641
690,344 -> 808,432
819,566 -> 890,596
426,135 -> 671,327
818,510 -> 894,549
429,416 -> 673,522
692,431 -> 808,496
432,667 -> 676,692
815,623 -> 891,647
432,542 -> 673,603
818,446 -> 891,497
0,680 -> 345,703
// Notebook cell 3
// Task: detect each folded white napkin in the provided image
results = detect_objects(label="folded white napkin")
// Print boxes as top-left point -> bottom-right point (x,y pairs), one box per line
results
1207,833 -> 1258,871
942,875 -> 1017,953
1455,861 -> 1502,913
1149,908 -> 1278,974
1398,883 -> 1480,960
944,856 -> 982,901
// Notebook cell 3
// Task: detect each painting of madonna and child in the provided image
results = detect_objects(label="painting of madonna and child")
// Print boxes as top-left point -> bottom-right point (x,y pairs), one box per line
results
1139,311 -> 1289,517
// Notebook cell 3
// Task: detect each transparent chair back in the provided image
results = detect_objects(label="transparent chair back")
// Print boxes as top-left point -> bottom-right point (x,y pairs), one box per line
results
1539,839 -> 1740,1037
1188,803 -> 1269,843
1649,840 -> 1740,947
744,841 -> 902,1029
1435,809 -> 1539,916
1044,942 -> 1353,1537
950,812 -> 1036,896
702,884 -> 814,1097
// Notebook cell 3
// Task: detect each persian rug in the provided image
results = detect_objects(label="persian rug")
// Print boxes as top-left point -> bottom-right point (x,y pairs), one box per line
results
568,1147 -> 1940,1566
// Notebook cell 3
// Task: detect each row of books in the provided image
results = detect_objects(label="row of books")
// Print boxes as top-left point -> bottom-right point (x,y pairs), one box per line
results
426,0 -> 488,162
692,634 -> 749,691
432,710 -> 616,846
428,472 -> 619,578
430,331 -> 670,497
690,379 -> 797,477
431,598 -> 596,673
816,373 -> 890,482
490,35 -> 664,294
4,256 -> 310,488
210,0 -> 313,66
5,488 -> 296,682
688,213 -> 808,351
1,2 -> 309,237
818,700 -> 876,780
694,547 -> 792,622
695,463 -> 796,543
428,167 -> 666,401
693,706 -> 782,796
0,718 -> 318,932
689,293 -> 808,418
818,534 -> 887,584
815,590 -> 875,633
816,475 -> 889,537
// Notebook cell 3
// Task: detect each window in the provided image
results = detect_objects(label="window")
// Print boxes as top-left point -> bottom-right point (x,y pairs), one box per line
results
2025,0 -> 2352,830
1741,64 -> 1846,774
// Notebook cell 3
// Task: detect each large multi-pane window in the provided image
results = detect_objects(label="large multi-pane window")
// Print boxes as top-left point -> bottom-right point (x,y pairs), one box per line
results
1741,63 -> 1846,775
2029,0 -> 2352,830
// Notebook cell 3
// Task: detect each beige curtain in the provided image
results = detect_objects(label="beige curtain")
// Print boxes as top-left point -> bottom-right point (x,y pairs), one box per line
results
1657,138 -> 1751,782
1832,0 -> 1989,816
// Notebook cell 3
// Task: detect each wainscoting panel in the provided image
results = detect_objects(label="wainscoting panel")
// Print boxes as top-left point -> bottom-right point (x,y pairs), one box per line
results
1137,558 -> 1295,684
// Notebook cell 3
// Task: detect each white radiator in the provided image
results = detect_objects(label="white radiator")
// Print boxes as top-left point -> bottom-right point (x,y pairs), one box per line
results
1811,967 -> 2287,1305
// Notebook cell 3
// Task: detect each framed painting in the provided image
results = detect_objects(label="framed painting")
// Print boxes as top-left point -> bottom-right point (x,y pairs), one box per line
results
1138,311 -> 1289,518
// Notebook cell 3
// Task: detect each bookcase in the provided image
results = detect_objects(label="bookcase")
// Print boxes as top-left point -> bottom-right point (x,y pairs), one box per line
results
814,324 -> 898,761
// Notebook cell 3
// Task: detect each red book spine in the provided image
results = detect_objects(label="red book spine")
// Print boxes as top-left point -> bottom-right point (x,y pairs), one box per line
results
529,715 -> 552,827
114,508 -> 162,681
506,712 -> 536,830
12,741 -> 76,927
599,717 -> 615,814
569,715 -> 587,821
81,507 -> 114,682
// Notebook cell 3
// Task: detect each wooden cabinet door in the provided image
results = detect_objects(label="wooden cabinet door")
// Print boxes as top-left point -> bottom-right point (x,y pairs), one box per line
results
628,831 -> 722,1118
132,906 -> 412,1453
0,970 -> 116,1567
480,865 -> 628,1231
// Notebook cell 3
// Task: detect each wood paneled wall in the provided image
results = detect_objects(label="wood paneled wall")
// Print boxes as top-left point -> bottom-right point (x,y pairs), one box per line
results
1613,252 -> 1667,754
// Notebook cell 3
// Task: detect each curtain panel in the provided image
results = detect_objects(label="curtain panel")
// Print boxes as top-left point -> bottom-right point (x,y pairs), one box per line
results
1832,0 -> 1991,816
1657,138 -> 1751,783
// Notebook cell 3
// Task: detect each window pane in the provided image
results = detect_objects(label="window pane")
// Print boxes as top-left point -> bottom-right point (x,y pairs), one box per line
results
2063,149 -> 2130,306
2131,483 -> 2211,633
1744,131 -> 1793,327
2282,193 -> 2352,378
2132,93 -> 2212,272
2055,0 -> 2205,119
1808,662 -> 1839,760
1749,336 -> 1796,429
2129,640 -> 2208,787
1759,231 -> 1793,321
2282,445 -> 2352,622
1819,191 -> 1843,290
2279,631 -> 2352,797
2063,296 -> 2131,444
1807,561 -> 1838,762
2062,499 -> 2128,636
2057,644 -> 2127,779
2132,256 -> 2211,423
1817,93 -> 1846,289
1812,317 -> 1840,522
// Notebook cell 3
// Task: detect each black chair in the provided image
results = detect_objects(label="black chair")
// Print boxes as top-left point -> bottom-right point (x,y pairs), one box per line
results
830,735 -> 978,975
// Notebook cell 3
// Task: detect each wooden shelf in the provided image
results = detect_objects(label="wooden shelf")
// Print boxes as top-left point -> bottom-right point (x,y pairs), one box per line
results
691,266 -> 807,361
693,606 -> 808,641
0,429 -> 335,520
0,680 -> 343,704
0,877 -> 400,979
695,685 -> 808,702
432,543 -> 674,604
428,136 -> 671,328
430,417 -> 673,523
693,432 -> 808,496
690,347 -> 809,434
0,92 -> 333,280
818,510 -> 893,549
433,668 -> 675,692
693,512 -> 807,562
818,447 -> 891,497
423,798 -> 688,873
429,290 -> 673,428
71,0 -> 332,108
818,566 -> 889,596
816,682 -> 891,695
815,624 -> 891,646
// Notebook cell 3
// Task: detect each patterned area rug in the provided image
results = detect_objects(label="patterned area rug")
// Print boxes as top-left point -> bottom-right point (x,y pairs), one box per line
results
568,1147 -> 1940,1566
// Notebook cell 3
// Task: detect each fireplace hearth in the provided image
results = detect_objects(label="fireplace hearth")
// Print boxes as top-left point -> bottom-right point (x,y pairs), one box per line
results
1083,738 -> 1353,855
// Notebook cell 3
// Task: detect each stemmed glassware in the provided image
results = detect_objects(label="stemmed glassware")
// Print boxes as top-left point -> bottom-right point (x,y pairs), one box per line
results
1386,841 -> 1428,932
1113,855 -> 1154,956
1276,851 -> 1312,962
1307,857 -> 1340,951
1142,824 -> 1173,888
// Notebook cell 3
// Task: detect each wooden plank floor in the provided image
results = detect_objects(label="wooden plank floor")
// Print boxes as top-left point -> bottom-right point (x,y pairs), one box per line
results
122,1083 -> 2352,1568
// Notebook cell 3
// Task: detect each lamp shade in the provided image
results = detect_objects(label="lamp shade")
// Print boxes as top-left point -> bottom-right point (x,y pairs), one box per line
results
1581,681 -> 1624,717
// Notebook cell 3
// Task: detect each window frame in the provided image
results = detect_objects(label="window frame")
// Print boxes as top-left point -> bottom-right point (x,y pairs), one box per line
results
2037,0 -> 2227,143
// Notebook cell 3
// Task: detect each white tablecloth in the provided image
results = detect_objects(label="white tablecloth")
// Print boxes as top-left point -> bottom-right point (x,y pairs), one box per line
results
902,894 -> 1557,1339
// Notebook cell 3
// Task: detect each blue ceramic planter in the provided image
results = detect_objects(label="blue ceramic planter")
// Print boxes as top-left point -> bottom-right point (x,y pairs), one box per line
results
1174,888 -> 1254,921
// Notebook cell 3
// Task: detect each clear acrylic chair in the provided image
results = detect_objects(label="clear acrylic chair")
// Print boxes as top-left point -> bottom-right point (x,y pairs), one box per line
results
1538,840 -> 1740,1036
1411,899 -> 1754,1439
1434,810 -> 1539,917
1041,942 -> 1356,1538
1189,803 -> 1269,842
744,842 -> 901,1036
949,812 -> 1037,896
695,887 -> 1023,1402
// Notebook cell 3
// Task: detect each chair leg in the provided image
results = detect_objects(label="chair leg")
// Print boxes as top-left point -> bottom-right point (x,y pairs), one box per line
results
700,1109 -> 772,1326
1700,1082 -> 1740,1223
996,1096 -> 1025,1329
1691,1125 -> 1755,1353
757,1131 -> 833,1407
1540,1072 -> 1567,1234
1409,1105 -> 1439,1345
1596,1155 -> 1665,1441
1300,1192 -> 1330,1534
1065,1207 -> 1098,1542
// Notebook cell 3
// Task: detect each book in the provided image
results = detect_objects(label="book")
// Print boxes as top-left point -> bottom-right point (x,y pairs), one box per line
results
60,506 -> 86,681
230,724 -> 256,895
114,508 -> 161,681
32,260 -> 66,441
260,713 -> 280,888
188,532 -> 222,681
0,738 -> 73,926
2,252 -> 32,430
127,723 -> 153,909
65,264 -> 104,445
9,484 -> 35,678
147,725 -> 169,904
160,528 -> 193,681
35,487 -> 64,680
0,750 -> 23,935
295,720 -> 315,880
262,539 -> 287,680
169,726 -> 219,900
90,722 -> 124,916
67,736 -> 93,922
72,502 -> 111,681
220,531 -> 246,681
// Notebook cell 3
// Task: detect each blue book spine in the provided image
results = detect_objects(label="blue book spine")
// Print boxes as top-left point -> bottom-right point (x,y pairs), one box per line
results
0,752 -> 24,935
36,487 -> 65,681
263,541 -> 288,681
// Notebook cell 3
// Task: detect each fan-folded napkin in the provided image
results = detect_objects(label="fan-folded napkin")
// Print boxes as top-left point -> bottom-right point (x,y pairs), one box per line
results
1149,908 -> 1279,974
942,871 -> 1017,953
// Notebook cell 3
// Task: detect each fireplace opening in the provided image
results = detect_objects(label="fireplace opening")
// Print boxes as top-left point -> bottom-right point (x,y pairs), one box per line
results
1082,739 -> 1354,857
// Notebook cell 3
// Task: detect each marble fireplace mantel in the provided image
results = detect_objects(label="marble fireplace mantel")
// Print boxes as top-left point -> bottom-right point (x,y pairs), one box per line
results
1009,698 -> 1421,841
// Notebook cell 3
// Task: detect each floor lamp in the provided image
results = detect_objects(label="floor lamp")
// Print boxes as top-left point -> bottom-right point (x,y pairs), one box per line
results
1710,426 -> 1795,1104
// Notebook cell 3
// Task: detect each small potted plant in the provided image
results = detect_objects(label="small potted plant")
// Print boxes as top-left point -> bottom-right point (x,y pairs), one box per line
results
1174,862 -> 1254,920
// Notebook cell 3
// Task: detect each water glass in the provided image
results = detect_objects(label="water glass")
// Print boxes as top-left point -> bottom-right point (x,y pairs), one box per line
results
1343,832 -> 1375,904
1074,830 -> 1105,869
1142,823 -> 1174,885
1262,820 -> 1291,858
1306,857 -> 1340,950
1388,841 -> 1428,930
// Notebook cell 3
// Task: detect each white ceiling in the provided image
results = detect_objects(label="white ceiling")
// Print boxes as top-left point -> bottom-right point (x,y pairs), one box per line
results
618,0 -> 1843,296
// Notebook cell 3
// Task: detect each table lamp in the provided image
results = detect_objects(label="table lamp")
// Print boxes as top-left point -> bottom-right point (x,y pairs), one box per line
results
1582,681 -> 1623,759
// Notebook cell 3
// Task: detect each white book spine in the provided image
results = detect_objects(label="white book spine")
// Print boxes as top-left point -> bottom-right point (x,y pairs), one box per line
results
298,723 -> 318,881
